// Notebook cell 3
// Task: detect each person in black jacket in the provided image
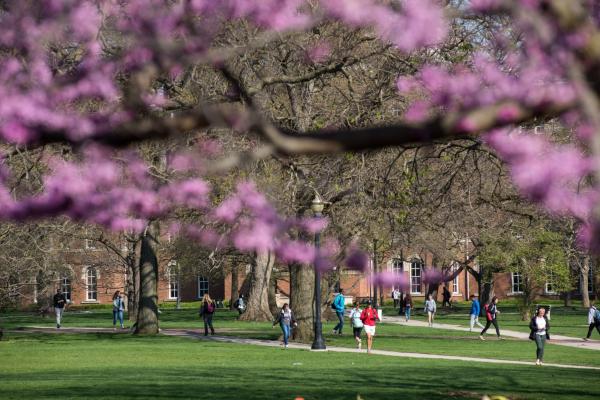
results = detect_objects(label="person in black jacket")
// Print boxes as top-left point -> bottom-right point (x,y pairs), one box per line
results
529,307 -> 550,365
53,289 -> 67,328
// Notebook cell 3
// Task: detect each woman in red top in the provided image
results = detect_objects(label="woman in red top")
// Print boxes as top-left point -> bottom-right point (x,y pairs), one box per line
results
360,300 -> 380,353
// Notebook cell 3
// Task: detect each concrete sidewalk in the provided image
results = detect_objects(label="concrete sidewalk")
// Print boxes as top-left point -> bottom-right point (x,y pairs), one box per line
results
163,329 -> 600,371
381,315 -> 600,351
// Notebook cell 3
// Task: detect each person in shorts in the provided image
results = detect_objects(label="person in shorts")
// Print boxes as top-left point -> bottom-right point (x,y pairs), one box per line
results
360,301 -> 380,354
349,302 -> 364,350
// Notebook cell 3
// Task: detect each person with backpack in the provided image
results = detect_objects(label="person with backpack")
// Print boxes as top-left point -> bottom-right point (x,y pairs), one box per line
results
583,303 -> 600,341
469,294 -> 484,331
199,294 -> 216,336
349,302 -> 364,350
424,294 -> 436,327
480,296 -> 502,340
273,303 -> 296,349
53,288 -> 67,329
403,294 -> 413,322
112,290 -> 125,329
233,295 -> 245,315
529,306 -> 550,365
331,289 -> 345,335
360,300 -> 380,353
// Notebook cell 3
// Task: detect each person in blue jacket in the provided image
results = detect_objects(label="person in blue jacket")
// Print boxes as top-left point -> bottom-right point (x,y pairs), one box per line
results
469,294 -> 484,331
332,289 -> 345,335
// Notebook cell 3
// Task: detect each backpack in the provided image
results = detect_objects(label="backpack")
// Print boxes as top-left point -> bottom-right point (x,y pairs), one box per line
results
207,302 -> 215,313
594,309 -> 600,321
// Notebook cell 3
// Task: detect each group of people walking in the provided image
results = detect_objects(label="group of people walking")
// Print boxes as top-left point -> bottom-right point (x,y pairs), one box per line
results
51,285 -> 600,365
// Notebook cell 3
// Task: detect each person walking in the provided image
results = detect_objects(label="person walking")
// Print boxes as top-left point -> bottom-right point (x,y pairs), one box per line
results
469,294 -> 484,331
392,289 -> 400,308
403,294 -> 413,322
234,294 -> 245,315
331,288 -> 345,335
480,296 -> 502,340
53,288 -> 67,329
199,293 -> 216,336
360,300 -> 380,353
529,307 -> 550,365
442,287 -> 452,308
273,303 -> 296,349
424,294 -> 436,327
584,303 -> 600,341
112,290 -> 125,329
349,302 -> 364,350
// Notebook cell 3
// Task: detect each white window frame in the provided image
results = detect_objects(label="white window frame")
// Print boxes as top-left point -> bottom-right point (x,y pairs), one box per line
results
511,272 -> 523,294
84,238 -> 96,250
451,262 -> 460,295
85,267 -> 97,301
61,277 -> 72,301
391,258 -> 404,291
410,260 -> 422,294
167,262 -> 178,300
197,275 -> 209,298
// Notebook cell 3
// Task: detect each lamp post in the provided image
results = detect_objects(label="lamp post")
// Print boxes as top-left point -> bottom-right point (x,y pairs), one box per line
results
311,195 -> 326,350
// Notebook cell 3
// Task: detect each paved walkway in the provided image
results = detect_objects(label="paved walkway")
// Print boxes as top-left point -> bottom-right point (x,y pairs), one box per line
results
381,315 -> 600,351
163,329 -> 600,371
8,326 -> 600,370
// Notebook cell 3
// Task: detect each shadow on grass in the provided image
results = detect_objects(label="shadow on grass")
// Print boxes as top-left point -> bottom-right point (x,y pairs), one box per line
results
0,359 -> 598,400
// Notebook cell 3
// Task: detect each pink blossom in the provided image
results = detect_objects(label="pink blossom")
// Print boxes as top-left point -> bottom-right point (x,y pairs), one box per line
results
344,249 -> 369,272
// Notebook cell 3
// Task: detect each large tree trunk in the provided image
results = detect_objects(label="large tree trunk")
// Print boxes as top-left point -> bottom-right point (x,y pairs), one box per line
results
134,221 -> 160,334
239,251 -> 274,321
268,272 -> 279,316
126,240 -> 140,321
289,262 -> 315,342
230,263 -> 239,310
564,290 -> 572,307
582,255 -> 591,308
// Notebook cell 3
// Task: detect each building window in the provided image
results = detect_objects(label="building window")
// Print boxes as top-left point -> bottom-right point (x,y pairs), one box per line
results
84,238 -> 96,250
197,276 -> 209,298
451,262 -> 460,294
511,272 -> 523,294
410,260 -> 422,294
61,277 -> 72,301
86,267 -> 97,301
168,264 -> 178,300
392,258 -> 404,291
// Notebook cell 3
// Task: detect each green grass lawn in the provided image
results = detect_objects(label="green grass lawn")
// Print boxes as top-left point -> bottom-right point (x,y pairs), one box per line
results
3,305 -> 600,368
1,332 -> 599,400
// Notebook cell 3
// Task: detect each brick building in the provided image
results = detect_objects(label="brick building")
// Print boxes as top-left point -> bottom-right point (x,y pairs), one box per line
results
20,239 -> 595,309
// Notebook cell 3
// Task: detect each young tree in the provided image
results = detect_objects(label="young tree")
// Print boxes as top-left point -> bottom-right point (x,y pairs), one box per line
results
480,228 -> 571,320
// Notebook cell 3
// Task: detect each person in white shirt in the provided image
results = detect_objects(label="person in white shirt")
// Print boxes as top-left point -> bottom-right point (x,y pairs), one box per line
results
584,304 -> 600,341
392,289 -> 400,308
349,303 -> 364,350
529,307 -> 550,365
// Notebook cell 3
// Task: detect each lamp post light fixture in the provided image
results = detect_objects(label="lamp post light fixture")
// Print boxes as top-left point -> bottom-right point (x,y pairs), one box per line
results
311,195 -> 326,350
